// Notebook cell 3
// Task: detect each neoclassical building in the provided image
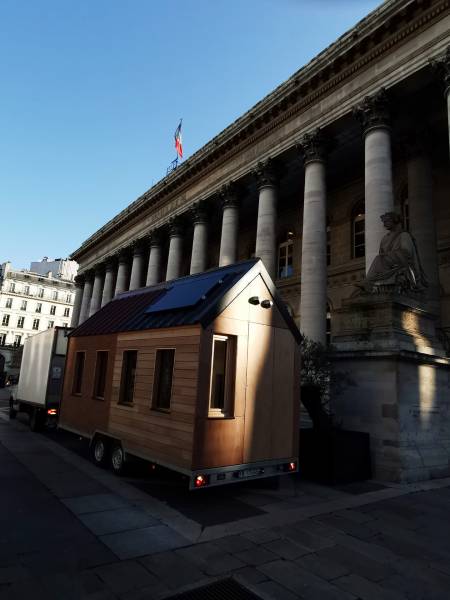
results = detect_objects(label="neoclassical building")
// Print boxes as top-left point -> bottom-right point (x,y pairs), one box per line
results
70,0 -> 450,482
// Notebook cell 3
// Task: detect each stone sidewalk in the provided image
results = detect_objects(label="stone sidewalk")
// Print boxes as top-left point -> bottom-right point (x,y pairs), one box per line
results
1,412 -> 450,599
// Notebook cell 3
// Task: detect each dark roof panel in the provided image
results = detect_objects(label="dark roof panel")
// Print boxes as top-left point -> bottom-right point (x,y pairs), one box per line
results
71,259 -> 301,343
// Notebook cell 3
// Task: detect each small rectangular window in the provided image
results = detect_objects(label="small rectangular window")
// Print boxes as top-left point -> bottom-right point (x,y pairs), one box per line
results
52,291 -> 58,301
21,300 -> 27,310
119,350 -> 137,405
152,349 -> 175,411
48,321 -> 54,329
93,351 -> 108,399
50,305 -> 56,315
2,314 -> 10,326
36,303 -> 42,313
5,298 -> 12,309
72,352 -> 85,394
38,288 -> 44,298
32,319 -> 40,330
9,283 -> 15,293
0,334 -> 6,345
14,335 -> 21,346
17,317 -> 25,328
209,335 -> 236,417
24,286 -> 30,295
64,307 -> 70,317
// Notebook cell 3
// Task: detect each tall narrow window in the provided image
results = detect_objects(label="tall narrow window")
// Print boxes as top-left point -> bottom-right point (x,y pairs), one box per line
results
24,286 -> 30,295
152,349 -> 175,411
278,239 -> 294,279
36,303 -> 42,313
14,335 -> 21,346
209,335 -> 235,417
38,288 -> 44,298
119,350 -> 137,405
32,319 -> 40,330
17,317 -> 25,328
0,334 -> 6,345
352,200 -> 365,259
5,298 -> 12,308
21,300 -> 27,310
72,352 -> 85,394
9,283 -> 15,293
2,315 -> 10,326
50,305 -> 56,315
93,351 -> 108,399
48,321 -> 54,329
64,307 -> 70,317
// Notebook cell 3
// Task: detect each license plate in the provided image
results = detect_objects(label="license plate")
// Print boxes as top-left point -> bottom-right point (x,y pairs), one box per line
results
238,467 -> 264,479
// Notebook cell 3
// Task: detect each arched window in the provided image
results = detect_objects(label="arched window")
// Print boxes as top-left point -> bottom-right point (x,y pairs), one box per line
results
278,232 -> 294,279
352,200 -> 365,259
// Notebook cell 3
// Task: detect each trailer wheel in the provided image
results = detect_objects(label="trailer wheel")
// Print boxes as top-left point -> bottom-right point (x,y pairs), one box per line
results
30,408 -> 44,432
91,436 -> 109,468
110,443 -> 126,476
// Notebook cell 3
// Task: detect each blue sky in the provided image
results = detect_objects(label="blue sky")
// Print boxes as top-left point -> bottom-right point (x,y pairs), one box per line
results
0,0 -> 380,269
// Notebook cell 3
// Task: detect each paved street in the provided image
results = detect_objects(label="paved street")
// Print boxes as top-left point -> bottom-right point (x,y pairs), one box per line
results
1,408 -> 450,599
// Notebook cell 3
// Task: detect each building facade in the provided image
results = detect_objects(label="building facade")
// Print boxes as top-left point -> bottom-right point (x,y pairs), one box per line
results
70,0 -> 450,482
0,261 -> 76,382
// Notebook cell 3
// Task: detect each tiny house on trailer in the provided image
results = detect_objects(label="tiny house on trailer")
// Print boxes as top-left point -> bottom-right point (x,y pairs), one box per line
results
59,259 -> 301,489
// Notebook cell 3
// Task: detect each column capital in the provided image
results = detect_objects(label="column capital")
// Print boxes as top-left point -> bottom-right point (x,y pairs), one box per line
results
190,201 -> 209,225
219,181 -> 239,209
113,248 -> 130,265
94,264 -> 104,276
399,129 -> 432,160
74,274 -> 85,287
431,46 -> 450,96
353,88 -> 390,133
253,158 -> 278,189
168,217 -> 184,237
104,256 -> 117,271
149,230 -> 163,247
83,269 -> 95,282
131,239 -> 146,257
297,128 -> 328,164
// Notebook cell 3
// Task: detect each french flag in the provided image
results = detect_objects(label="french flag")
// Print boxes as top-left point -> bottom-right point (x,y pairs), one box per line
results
174,120 -> 183,159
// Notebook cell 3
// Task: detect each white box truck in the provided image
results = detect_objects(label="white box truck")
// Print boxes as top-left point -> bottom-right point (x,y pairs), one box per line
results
10,327 -> 71,430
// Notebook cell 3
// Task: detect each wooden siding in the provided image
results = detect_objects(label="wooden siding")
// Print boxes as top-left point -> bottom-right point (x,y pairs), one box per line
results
193,273 -> 299,469
60,334 -> 117,437
108,325 -> 201,469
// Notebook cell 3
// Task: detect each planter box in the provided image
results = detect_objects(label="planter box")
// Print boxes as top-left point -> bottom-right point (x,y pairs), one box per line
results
299,428 -> 372,484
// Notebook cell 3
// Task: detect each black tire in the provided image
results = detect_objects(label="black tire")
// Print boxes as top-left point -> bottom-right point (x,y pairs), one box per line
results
110,443 -> 126,476
91,436 -> 109,468
30,408 -> 44,432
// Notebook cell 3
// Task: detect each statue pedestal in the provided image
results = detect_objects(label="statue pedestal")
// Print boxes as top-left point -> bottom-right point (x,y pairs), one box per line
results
331,294 -> 450,483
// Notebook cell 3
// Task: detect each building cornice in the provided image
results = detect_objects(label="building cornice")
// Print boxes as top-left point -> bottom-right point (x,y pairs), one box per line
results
71,0 -> 450,262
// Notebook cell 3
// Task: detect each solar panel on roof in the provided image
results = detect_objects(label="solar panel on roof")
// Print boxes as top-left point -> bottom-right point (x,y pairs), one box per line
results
145,271 -> 233,314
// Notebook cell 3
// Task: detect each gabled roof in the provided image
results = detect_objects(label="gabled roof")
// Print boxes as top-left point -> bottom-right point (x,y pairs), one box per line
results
71,259 -> 301,343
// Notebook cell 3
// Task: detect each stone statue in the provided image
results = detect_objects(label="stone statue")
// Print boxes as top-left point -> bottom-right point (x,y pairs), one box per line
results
360,212 -> 427,294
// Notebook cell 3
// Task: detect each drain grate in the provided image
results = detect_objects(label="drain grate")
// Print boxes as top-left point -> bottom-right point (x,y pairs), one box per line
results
162,578 -> 263,599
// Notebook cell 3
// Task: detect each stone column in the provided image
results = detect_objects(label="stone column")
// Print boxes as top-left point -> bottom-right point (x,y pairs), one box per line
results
114,249 -> 130,296
129,241 -> 145,291
354,89 -> 394,273
254,159 -> 278,279
101,259 -> 115,307
78,271 -> 94,325
432,47 -> 450,153
71,275 -> 84,327
219,182 -> 239,267
299,129 -> 328,345
406,135 -> 440,312
190,203 -> 208,275
89,266 -> 104,317
166,219 -> 184,281
146,233 -> 162,286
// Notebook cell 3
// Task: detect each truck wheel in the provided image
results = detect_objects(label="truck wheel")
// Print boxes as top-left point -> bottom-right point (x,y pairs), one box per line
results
91,436 -> 109,468
30,408 -> 43,432
110,443 -> 126,476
